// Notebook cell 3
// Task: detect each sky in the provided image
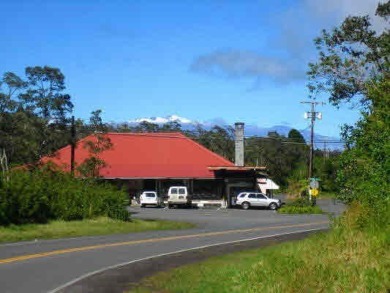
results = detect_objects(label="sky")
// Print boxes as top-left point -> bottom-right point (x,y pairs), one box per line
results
0,0 -> 384,138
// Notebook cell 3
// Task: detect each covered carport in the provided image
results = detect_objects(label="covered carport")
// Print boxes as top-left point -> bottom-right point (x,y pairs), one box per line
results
209,166 -> 268,208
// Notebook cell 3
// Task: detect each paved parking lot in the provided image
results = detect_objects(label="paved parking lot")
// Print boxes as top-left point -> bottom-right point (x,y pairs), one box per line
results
129,197 -> 345,233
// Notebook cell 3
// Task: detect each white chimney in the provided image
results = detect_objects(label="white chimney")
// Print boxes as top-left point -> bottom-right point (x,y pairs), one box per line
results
234,122 -> 244,166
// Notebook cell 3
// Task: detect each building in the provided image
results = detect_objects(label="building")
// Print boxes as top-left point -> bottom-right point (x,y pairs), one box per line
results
42,129 -> 268,207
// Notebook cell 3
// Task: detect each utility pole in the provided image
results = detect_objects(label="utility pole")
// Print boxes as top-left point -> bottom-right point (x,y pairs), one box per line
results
301,101 -> 325,179
70,115 -> 76,176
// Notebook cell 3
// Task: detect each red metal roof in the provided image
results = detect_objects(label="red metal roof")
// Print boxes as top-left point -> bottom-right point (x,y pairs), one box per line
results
42,132 -> 234,179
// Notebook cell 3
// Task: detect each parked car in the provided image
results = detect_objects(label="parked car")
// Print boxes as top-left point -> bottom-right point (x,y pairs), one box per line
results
235,192 -> 282,210
167,186 -> 192,208
140,191 -> 163,208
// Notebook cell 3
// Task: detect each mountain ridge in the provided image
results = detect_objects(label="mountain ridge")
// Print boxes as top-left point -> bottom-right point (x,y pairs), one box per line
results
127,115 -> 343,150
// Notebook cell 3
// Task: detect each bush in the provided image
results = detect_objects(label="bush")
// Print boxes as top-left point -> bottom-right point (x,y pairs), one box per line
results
278,205 -> 323,214
0,168 -> 129,225
278,197 -> 323,214
287,197 -> 312,207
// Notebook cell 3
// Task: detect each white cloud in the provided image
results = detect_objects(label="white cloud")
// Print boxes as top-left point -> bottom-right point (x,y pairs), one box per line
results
191,50 -> 305,83
190,0 -> 386,84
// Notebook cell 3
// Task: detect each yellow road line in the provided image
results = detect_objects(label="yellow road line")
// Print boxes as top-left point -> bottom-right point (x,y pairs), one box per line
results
0,221 -> 328,265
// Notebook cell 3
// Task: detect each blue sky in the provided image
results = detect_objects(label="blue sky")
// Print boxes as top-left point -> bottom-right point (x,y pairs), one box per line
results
1,0 -> 382,137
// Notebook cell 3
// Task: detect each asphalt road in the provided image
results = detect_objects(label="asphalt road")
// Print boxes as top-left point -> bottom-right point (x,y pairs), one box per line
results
0,198 -> 344,293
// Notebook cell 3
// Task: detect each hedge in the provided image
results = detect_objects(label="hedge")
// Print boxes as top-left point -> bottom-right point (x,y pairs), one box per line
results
0,168 -> 129,225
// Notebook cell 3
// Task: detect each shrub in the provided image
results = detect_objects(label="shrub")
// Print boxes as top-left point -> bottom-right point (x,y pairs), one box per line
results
0,168 -> 129,225
278,197 -> 323,214
278,205 -> 323,214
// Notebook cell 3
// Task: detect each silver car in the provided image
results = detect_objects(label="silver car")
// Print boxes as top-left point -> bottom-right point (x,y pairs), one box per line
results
235,192 -> 281,210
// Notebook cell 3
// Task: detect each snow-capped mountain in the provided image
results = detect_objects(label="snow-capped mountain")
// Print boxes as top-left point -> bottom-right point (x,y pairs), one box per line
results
128,115 -> 343,149
129,115 -> 192,124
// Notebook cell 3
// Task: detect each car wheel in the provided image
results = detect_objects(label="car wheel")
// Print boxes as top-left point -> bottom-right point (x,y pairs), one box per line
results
242,202 -> 250,210
140,204 -> 145,208
269,203 -> 277,210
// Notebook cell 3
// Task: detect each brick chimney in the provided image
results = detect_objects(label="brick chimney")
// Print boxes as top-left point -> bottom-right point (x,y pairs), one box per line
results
234,122 -> 244,166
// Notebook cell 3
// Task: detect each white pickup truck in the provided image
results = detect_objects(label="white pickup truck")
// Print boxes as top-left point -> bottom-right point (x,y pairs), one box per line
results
167,186 -> 192,208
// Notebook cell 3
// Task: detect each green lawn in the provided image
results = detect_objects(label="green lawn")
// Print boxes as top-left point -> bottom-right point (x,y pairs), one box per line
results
130,222 -> 389,292
0,217 -> 194,244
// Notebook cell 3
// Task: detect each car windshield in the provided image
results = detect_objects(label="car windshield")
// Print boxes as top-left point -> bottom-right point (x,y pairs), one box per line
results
178,188 -> 185,194
144,193 -> 156,198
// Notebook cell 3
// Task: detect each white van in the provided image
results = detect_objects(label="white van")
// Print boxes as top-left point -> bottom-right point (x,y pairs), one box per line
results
167,186 -> 192,208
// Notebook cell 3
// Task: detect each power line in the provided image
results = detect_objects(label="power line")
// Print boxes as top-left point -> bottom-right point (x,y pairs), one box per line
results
242,135 -> 344,145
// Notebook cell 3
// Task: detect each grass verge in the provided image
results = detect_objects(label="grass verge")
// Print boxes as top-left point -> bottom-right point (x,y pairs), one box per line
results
0,217 -> 194,244
278,205 -> 323,214
130,212 -> 389,292
277,197 -> 323,214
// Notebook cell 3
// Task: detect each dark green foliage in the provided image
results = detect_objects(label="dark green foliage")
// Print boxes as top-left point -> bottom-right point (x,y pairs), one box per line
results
287,197 -> 312,207
309,1 -> 389,230
0,66 -> 73,166
312,153 -> 340,192
308,2 -> 389,107
336,79 -> 389,229
278,205 -> 323,214
245,131 -> 308,187
75,110 -> 113,178
0,168 -> 129,225
190,125 -> 235,162
278,197 -> 323,214
287,129 -> 305,143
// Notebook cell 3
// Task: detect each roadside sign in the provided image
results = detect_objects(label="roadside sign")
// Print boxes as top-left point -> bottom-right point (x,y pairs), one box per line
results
309,178 -> 319,189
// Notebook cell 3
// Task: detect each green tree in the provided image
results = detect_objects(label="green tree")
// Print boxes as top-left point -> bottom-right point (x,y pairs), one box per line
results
307,1 -> 389,106
245,132 -> 307,188
0,72 -> 25,113
77,110 -> 113,178
23,66 -> 73,159
160,121 -> 182,132
308,1 -> 389,228
337,80 -> 389,204
136,121 -> 160,132
287,129 -> 305,143
22,66 -> 73,120
0,66 -> 73,165
190,125 -> 234,162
